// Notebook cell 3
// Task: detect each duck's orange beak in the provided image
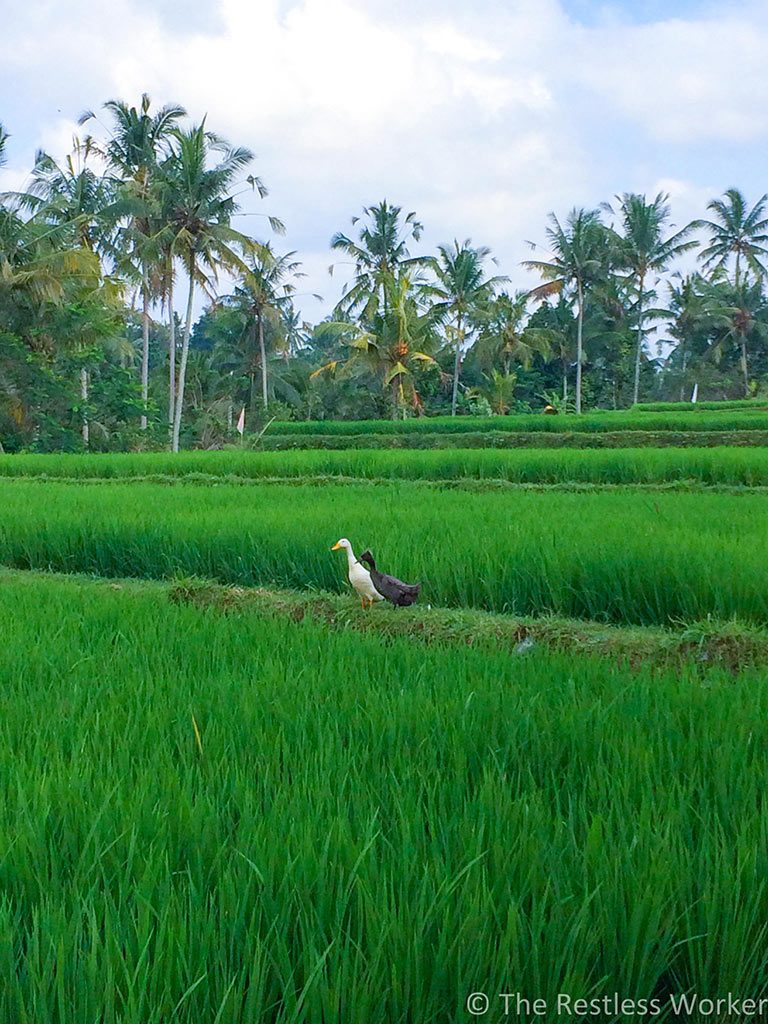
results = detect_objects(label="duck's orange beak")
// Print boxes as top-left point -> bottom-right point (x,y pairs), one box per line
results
331,542 -> 342,551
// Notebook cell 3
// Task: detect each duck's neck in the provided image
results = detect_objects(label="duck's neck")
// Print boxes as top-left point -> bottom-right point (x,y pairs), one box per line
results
344,544 -> 358,569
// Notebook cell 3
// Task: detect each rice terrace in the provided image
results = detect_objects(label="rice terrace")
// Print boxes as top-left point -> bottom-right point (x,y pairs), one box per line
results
4,2 -> 768,1020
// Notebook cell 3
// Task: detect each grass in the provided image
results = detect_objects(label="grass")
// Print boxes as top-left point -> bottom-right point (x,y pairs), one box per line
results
1,571 -> 768,1020
1,478 -> 768,626
8,446 -> 768,486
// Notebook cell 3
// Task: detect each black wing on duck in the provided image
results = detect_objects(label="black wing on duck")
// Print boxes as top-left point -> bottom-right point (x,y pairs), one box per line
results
359,550 -> 421,607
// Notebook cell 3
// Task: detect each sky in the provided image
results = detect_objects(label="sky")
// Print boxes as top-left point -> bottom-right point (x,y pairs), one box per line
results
2,0 -> 767,328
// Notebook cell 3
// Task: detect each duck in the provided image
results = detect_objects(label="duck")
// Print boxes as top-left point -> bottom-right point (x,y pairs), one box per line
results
359,550 -> 421,607
331,538 -> 385,609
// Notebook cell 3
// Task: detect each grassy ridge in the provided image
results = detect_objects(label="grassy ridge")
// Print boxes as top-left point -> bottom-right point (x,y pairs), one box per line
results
1,572 -> 768,1020
168,575 -> 768,671
1,479 -> 767,625
265,410 -> 768,435
7,446 -> 768,485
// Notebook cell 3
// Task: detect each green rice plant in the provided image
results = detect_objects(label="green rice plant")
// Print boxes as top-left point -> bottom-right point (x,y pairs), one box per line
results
0,572 -> 767,1020
0,479 -> 767,626
634,401 -> 768,413
257,429 -> 768,450
6,446 -> 768,486
262,409 -> 768,435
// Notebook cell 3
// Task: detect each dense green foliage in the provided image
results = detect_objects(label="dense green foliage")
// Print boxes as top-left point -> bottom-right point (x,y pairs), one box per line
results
4,99 -> 768,451
1,572 -> 767,1021
1,479 -> 767,625
7,446 -> 768,487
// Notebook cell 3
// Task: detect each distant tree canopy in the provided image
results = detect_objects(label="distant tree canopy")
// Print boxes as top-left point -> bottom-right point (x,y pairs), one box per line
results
2,100 -> 768,451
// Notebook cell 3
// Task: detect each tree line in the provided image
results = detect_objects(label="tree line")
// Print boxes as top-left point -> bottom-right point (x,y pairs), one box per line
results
1,95 -> 767,451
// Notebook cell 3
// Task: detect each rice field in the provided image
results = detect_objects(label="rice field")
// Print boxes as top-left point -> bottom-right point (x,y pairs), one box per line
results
0,477 -> 767,625
634,399 -> 768,411
265,409 -> 768,435
261,428 -> 768,450
6,446 -> 768,486
634,398 -> 768,412
1,571 -> 768,1022
3,414 -> 768,1020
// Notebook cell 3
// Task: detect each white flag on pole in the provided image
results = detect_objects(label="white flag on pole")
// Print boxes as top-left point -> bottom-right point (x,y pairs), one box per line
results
236,406 -> 246,435
691,383 -> 698,404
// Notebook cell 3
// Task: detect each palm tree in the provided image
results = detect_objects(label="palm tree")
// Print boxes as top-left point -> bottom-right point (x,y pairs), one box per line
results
474,369 -> 519,415
474,291 -> 552,378
610,192 -> 698,404
1,135 -> 118,445
523,208 -> 606,414
19,138 -> 116,254
227,246 -> 304,414
667,274 -> 713,399
280,300 -> 311,360
606,192 -> 696,403
7,138 -> 121,445
330,200 -> 427,322
162,124 -> 268,452
313,271 -> 438,418
703,274 -> 768,396
694,188 -> 768,287
157,237 -> 179,436
0,213 -> 98,310
0,123 -> 8,168
525,296 -> 576,405
82,94 -> 186,430
427,240 -> 507,415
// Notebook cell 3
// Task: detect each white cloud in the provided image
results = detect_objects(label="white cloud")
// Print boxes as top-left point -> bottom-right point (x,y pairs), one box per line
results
571,10 -> 768,142
2,0 -> 768,320
652,178 -> 716,223
422,23 -> 502,63
0,168 -> 30,195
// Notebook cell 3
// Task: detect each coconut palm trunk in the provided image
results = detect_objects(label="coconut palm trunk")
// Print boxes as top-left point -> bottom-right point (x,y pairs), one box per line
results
141,266 -> 150,431
172,261 -> 195,453
258,311 -> 268,409
740,335 -> 749,396
80,367 -> 89,447
168,276 -> 176,437
450,313 -> 462,417
575,279 -> 584,415
735,253 -> 748,396
247,320 -> 259,423
391,374 -> 402,420
632,272 -> 645,406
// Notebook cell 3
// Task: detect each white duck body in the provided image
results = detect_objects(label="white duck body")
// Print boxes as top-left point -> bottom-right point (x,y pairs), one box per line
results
332,538 -> 385,608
